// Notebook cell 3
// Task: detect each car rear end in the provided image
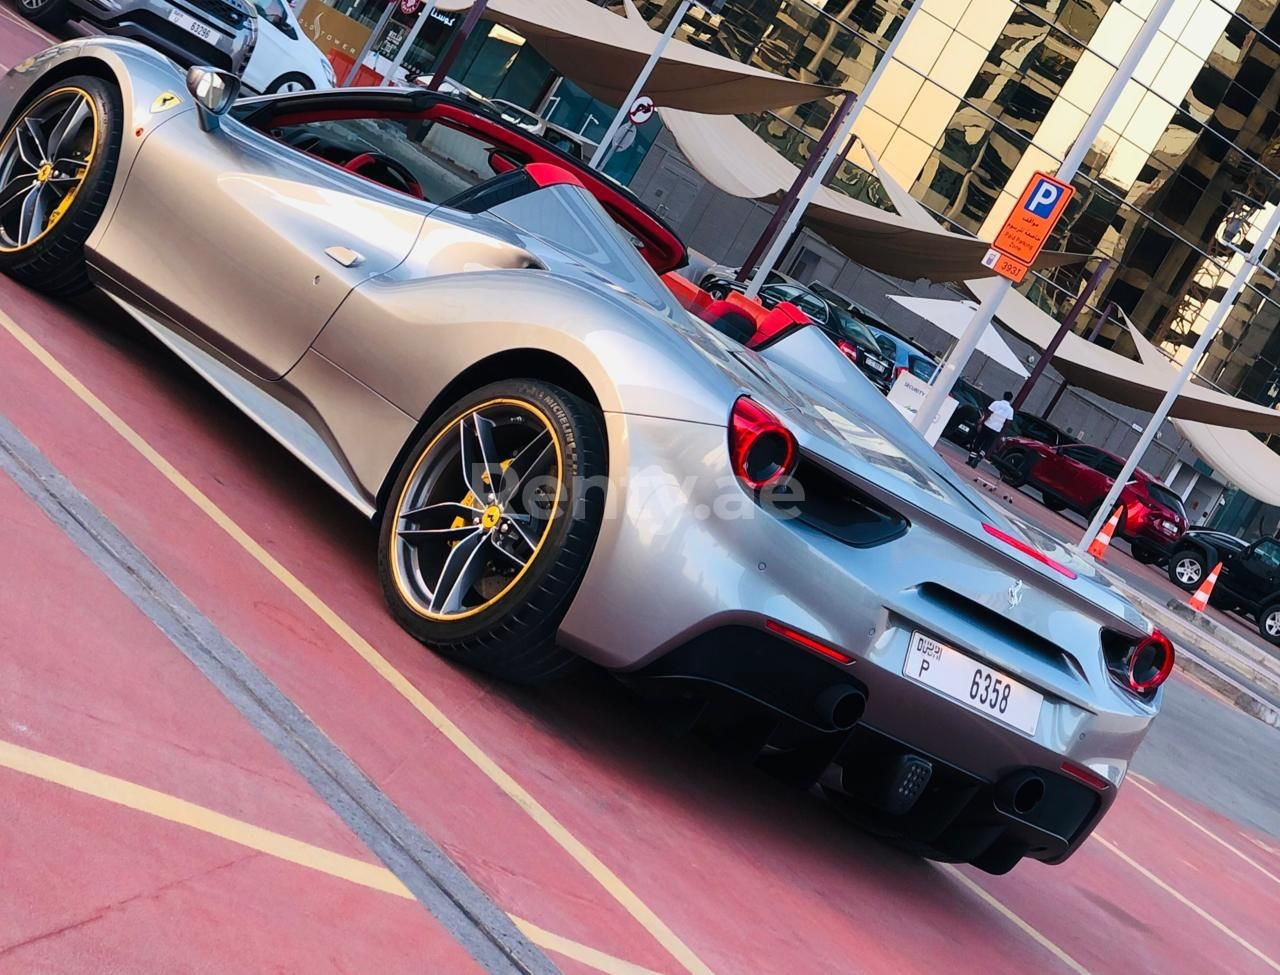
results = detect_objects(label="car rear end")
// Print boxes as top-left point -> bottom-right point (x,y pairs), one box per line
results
564,328 -> 1168,874
63,0 -> 257,74
1124,478 -> 1188,560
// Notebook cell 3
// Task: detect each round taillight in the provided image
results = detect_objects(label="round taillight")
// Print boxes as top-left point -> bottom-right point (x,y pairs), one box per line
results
729,396 -> 797,491
1128,629 -> 1174,692
837,339 -> 859,364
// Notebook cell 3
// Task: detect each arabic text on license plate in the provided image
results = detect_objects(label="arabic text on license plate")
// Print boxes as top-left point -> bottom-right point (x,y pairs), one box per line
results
903,632 -> 1043,735
168,8 -> 215,41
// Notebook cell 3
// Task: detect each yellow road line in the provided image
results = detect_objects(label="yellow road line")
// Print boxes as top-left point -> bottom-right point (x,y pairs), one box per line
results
0,737 -> 665,975
1128,774 -> 1280,888
1096,835 -> 1280,973
938,864 -> 1093,975
0,310 -> 712,975
512,918 -> 666,975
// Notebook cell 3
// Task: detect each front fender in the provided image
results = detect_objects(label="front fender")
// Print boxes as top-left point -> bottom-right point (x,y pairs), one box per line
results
0,39 -> 196,253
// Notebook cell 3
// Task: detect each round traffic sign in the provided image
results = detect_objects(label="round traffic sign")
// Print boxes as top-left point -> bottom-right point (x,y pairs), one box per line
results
627,95 -> 655,126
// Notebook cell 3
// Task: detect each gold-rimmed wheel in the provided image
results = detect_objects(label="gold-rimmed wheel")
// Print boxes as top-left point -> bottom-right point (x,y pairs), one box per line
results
378,380 -> 607,683
0,87 -> 97,252
391,398 -> 563,621
0,77 -> 122,296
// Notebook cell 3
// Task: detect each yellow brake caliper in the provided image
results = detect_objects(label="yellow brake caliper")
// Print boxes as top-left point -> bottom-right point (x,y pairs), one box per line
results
449,461 -> 513,541
45,166 -> 87,230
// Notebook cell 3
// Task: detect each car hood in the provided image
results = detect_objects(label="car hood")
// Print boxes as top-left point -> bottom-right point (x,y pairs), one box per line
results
1184,529 -> 1248,552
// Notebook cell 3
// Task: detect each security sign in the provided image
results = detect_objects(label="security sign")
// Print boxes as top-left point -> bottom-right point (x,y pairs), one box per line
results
627,95 -> 655,126
991,171 -> 1074,266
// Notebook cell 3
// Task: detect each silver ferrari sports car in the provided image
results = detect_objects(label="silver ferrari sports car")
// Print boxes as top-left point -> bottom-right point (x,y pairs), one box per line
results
0,39 -> 1173,873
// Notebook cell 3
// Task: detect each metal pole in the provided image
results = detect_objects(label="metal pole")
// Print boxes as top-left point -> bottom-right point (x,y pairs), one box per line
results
380,0 -> 438,86
744,0 -> 924,299
911,0 -> 1178,433
425,0 -> 489,91
1011,258 -> 1110,411
735,91 -> 858,284
1075,200 -> 1280,553
589,0 -> 693,169
1086,300 -> 1116,342
343,0 -> 398,86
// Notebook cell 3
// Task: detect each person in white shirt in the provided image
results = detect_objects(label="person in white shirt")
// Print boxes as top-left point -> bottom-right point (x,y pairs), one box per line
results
966,391 -> 1014,467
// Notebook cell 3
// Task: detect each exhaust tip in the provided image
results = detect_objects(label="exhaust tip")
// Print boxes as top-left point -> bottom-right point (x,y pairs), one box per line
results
815,685 -> 865,731
1012,776 -> 1046,815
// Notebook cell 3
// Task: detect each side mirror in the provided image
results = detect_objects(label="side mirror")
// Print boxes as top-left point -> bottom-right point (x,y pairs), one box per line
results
187,66 -> 241,132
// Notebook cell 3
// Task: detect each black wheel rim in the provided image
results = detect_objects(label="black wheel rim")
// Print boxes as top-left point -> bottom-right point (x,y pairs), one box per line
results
0,87 -> 98,252
390,399 -> 564,621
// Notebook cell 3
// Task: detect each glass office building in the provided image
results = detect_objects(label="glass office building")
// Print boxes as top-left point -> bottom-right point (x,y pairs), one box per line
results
627,1 -> 1280,410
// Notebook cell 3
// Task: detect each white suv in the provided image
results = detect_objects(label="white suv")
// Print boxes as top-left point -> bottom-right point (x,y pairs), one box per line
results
242,0 -> 334,93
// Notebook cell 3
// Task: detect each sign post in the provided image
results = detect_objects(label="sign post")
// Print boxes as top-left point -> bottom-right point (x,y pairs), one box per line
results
589,0 -> 723,169
379,0 -> 440,86
911,0 -> 1178,434
341,0 -> 398,86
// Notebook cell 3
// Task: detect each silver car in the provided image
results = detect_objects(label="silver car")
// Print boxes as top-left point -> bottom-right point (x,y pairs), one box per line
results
0,39 -> 1173,873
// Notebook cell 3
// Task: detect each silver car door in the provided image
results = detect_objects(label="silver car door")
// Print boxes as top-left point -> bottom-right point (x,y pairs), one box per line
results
92,111 -> 428,380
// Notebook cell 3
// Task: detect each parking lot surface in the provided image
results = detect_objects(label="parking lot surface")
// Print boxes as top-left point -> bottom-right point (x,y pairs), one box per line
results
1,17 -> 1279,975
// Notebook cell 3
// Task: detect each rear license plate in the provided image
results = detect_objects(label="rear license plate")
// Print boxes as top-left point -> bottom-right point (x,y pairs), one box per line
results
903,632 -> 1043,736
957,424 -> 972,434
168,8 -> 216,42
865,357 -> 887,372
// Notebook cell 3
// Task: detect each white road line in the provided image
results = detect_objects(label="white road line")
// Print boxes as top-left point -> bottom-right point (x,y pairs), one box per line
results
939,864 -> 1092,975
1128,774 -> 1280,888
1096,835 -> 1280,973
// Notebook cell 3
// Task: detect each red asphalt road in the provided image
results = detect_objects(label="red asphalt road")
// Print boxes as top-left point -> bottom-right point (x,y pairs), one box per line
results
4,271 -> 1280,975
0,19 -> 1278,974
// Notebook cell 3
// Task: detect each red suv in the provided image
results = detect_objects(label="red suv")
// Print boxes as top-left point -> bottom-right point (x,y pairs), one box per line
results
993,440 -> 1187,564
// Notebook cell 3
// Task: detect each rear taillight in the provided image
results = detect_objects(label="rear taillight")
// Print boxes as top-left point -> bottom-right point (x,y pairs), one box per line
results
836,339 -> 859,364
730,396 -> 798,491
894,365 -> 907,379
1127,629 -> 1175,692
765,620 -> 854,664
1102,627 -> 1174,696
1060,761 -> 1110,791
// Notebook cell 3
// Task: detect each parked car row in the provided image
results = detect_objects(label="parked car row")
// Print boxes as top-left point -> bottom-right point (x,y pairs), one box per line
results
1167,532 -> 1280,643
992,440 -> 1188,565
16,0 -> 336,94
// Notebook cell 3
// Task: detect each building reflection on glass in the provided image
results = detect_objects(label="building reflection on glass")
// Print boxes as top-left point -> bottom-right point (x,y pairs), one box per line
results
628,0 -> 1280,428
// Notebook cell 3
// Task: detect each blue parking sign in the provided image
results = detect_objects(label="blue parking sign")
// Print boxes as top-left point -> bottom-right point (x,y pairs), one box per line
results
1024,177 -> 1065,218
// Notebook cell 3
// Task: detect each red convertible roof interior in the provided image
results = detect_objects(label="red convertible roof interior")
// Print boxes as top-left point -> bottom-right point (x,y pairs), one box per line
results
236,89 -> 688,276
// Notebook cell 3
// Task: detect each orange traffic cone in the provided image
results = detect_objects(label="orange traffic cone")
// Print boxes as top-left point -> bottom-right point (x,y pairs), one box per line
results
1189,561 -> 1223,613
1087,504 -> 1125,559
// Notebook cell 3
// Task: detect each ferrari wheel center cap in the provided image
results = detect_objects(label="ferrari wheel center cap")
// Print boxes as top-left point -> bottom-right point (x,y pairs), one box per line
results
481,505 -> 502,530
35,162 -> 52,183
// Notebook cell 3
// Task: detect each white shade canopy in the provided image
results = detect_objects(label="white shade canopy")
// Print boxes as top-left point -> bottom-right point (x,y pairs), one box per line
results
656,108 -> 1085,283
436,0 -> 839,113
887,295 -> 1029,378
1125,319 -> 1280,506
965,277 -> 1280,433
